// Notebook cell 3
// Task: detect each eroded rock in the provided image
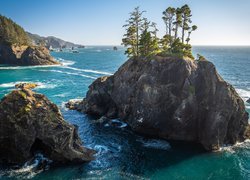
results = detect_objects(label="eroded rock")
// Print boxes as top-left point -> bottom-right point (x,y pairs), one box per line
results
0,44 -> 60,66
69,56 -> 249,151
0,84 -> 94,164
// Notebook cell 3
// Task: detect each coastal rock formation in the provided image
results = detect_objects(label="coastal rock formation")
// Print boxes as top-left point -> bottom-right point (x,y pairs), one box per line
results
0,83 -> 94,164
247,98 -> 250,104
0,15 -> 59,66
69,56 -> 250,151
0,44 -> 60,66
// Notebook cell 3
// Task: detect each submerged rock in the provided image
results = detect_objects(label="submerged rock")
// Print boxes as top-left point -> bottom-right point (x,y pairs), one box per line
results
0,44 -> 60,66
0,84 -> 95,164
70,56 -> 249,151
247,98 -> 250,104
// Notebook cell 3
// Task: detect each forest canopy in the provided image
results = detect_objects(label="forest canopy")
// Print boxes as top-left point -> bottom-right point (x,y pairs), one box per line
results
0,15 -> 31,46
122,5 -> 197,59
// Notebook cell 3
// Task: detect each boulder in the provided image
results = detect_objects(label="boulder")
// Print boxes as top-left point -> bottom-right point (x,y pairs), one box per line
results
247,98 -> 250,104
69,56 -> 250,151
0,84 -> 94,164
0,44 -> 60,66
15,82 -> 38,90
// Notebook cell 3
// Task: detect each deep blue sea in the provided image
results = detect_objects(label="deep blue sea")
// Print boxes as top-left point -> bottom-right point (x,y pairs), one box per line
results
0,46 -> 250,179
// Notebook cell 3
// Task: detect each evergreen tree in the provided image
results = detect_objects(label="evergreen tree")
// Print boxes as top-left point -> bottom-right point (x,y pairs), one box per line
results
186,25 -> 197,44
122,7 -> 145,57
173,8 -> 182,40
180,5 -> 192,43
162,7 -> 176,38
0,15 -> 30,45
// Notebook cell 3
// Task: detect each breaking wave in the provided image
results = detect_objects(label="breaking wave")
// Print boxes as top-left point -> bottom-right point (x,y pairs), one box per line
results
6,154 -> 52,179
236,88 -> 250,102
0,81 -> 57,89
57,58 -> 75,66
39,69 -> 96,79
62,66 -> 113,76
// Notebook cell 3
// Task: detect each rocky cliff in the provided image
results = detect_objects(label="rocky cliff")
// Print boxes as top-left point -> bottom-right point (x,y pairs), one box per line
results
68,56 -> 250,151
0,15 -> 59,66
0,44 -> 60,66
0,83 -> 94,164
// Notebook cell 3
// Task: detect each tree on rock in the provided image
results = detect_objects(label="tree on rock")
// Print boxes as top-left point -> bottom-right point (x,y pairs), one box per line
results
122,7 -> 145,57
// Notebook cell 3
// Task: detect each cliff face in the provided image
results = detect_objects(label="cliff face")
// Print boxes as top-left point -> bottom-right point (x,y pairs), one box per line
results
69,56 -> 250,151
0,15 -> 59,66
0,83 -> 94,164
0,44 -> 60,66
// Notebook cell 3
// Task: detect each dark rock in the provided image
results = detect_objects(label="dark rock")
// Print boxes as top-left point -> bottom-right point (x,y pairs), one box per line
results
0,84 -> 95,164
0,44 -> 60,66
70,56 -> 249,151
247,98 -> 250,104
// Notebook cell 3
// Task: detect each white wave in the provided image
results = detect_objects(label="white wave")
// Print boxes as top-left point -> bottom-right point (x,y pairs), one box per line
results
95,50 -> 102,52
0,81 -> 57,89
110,119 -> 127,128
219,139 -> 250,153
0,64 -> 60,70
236,88 -> 250,102
57,58 -> 75,66
39,69 -> 96,79
8,153 -> 52,179
53,93 -> 69,98
137,138 -> 171,150
63,66 -> 113,76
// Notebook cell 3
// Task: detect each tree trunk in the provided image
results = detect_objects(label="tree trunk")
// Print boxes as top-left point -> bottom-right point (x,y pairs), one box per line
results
175,24 -> 178,40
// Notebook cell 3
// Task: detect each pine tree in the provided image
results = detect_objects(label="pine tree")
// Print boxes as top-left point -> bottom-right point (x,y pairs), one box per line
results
180,5 -> 192,43
162,7 -> 176,37
122,7 -> 145,57
186,25 -> 197,44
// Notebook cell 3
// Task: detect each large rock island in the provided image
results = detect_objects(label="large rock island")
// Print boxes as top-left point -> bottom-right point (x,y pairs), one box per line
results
0,15 -> 59,66
68,56 -> 250,151
0,83 -> 94,164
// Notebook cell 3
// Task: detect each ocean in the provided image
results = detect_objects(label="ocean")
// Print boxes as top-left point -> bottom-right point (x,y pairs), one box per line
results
0,46 -> 249,179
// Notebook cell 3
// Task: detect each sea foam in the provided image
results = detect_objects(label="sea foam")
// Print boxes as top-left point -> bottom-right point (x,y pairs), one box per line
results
39,69 -> 97,79
0,81 -> 57,89
236,88 -> 250,102
62,66 -> 113,76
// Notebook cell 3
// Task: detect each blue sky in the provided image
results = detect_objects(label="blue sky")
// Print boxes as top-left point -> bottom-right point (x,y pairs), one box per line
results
0,0 -> 250,45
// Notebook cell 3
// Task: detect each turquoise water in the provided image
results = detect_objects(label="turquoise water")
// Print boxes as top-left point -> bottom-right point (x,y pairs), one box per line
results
0,46 -> 250,179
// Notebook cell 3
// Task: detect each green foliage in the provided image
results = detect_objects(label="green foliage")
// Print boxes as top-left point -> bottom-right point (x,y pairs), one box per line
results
0,15 -> 30,45
197,54 -> 206,61
122,7 -> 145,57
122,5 -> 199,60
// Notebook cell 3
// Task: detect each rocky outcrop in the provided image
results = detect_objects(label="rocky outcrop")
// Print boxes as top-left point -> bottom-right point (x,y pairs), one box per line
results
0,83 -> 94,164
0,44 -> 60,66
247,98 -> 250,104
69,56 -> 250,151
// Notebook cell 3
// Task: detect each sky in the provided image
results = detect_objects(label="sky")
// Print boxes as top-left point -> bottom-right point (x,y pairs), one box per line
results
0,0 -> 250,46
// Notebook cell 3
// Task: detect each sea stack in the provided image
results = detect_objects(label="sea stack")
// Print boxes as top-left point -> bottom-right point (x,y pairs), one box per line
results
68,56 -> 250,151
0,15 -> 60,66
0,83 -> 95,164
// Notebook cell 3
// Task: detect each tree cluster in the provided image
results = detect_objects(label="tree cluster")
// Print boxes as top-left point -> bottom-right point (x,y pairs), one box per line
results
122,5 -> 197,59
0,15 -> 31,46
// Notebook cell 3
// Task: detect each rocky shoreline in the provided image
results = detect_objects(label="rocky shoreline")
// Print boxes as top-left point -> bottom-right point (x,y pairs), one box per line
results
67,56 -> 250,151
0,44 -> 60,66
0,83 -> 94,165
